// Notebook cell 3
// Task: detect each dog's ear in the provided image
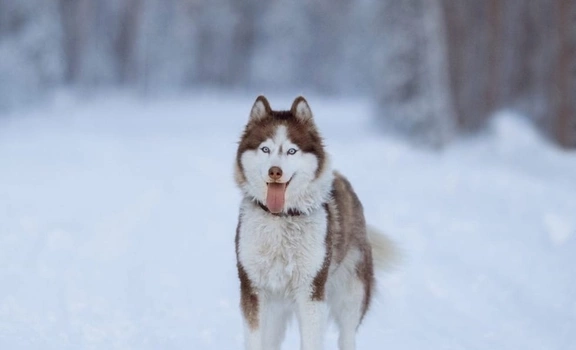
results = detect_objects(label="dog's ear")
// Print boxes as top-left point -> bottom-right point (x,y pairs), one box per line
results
249,95 -> 271,121
291,96 -> 313,122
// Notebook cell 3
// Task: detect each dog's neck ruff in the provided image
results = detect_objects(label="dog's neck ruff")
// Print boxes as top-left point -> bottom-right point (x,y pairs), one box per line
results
254,200 -> 304,217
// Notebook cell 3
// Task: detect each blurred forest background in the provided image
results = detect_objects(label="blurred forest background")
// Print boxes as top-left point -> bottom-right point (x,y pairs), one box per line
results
0,0 -> 574,148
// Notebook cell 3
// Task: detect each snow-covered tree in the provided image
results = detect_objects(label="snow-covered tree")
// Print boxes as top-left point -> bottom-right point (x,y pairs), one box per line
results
373,0 -> 456,147
0,0 -> 64,111
134,0 -> 198,92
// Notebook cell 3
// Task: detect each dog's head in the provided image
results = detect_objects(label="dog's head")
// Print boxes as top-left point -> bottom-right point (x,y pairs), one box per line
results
235,96 -> 332,214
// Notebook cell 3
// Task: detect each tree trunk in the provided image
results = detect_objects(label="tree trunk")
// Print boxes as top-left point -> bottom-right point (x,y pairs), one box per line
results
115,0 -> 143,85
554,0 -> 576,148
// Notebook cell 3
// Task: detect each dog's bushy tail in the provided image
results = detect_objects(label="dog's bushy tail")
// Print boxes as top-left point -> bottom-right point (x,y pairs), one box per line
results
367,225 -> 400,271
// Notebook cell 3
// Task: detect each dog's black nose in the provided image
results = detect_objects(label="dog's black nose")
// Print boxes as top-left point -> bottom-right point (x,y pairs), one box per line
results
268,166 -> 283,180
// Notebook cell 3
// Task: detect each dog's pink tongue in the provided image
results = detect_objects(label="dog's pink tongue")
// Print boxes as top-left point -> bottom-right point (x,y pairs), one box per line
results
266,183 -> 287,214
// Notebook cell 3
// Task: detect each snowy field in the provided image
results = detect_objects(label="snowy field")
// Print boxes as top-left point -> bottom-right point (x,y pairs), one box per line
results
1,92 -> 575,349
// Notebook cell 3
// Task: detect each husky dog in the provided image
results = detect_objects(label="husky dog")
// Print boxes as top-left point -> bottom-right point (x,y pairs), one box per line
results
234,96 -> 394,350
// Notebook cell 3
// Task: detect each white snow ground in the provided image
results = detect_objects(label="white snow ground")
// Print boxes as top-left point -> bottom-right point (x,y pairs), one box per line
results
1,92 -> 575,350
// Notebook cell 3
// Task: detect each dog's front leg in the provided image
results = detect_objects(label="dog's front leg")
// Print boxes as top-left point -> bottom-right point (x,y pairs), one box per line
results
240,289 -> 263,350
238,263 -> 263,350
240,295 -> 262,350
296,293 -> 328,350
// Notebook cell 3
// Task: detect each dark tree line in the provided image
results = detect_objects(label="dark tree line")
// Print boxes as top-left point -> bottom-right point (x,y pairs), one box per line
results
376,0 -> 576,148
0,0 -> 574,148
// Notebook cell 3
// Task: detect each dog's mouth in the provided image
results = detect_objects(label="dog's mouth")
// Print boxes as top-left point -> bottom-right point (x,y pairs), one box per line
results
266,178 -> 291,214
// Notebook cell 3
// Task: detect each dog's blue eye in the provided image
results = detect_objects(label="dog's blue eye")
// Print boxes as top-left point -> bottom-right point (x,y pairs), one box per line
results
287,148 -> 298,155
261,146 -> 270,153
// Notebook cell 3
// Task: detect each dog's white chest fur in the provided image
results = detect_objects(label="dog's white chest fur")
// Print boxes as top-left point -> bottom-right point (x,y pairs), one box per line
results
238,199 -> 327,296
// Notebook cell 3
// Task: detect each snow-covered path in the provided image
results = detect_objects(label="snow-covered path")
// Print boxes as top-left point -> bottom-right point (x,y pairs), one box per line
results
1,92 -> 575,349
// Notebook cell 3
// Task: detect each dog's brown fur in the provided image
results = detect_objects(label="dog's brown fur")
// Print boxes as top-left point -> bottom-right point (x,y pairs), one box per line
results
324,172 -> 375,320
235,219 -> 259,329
